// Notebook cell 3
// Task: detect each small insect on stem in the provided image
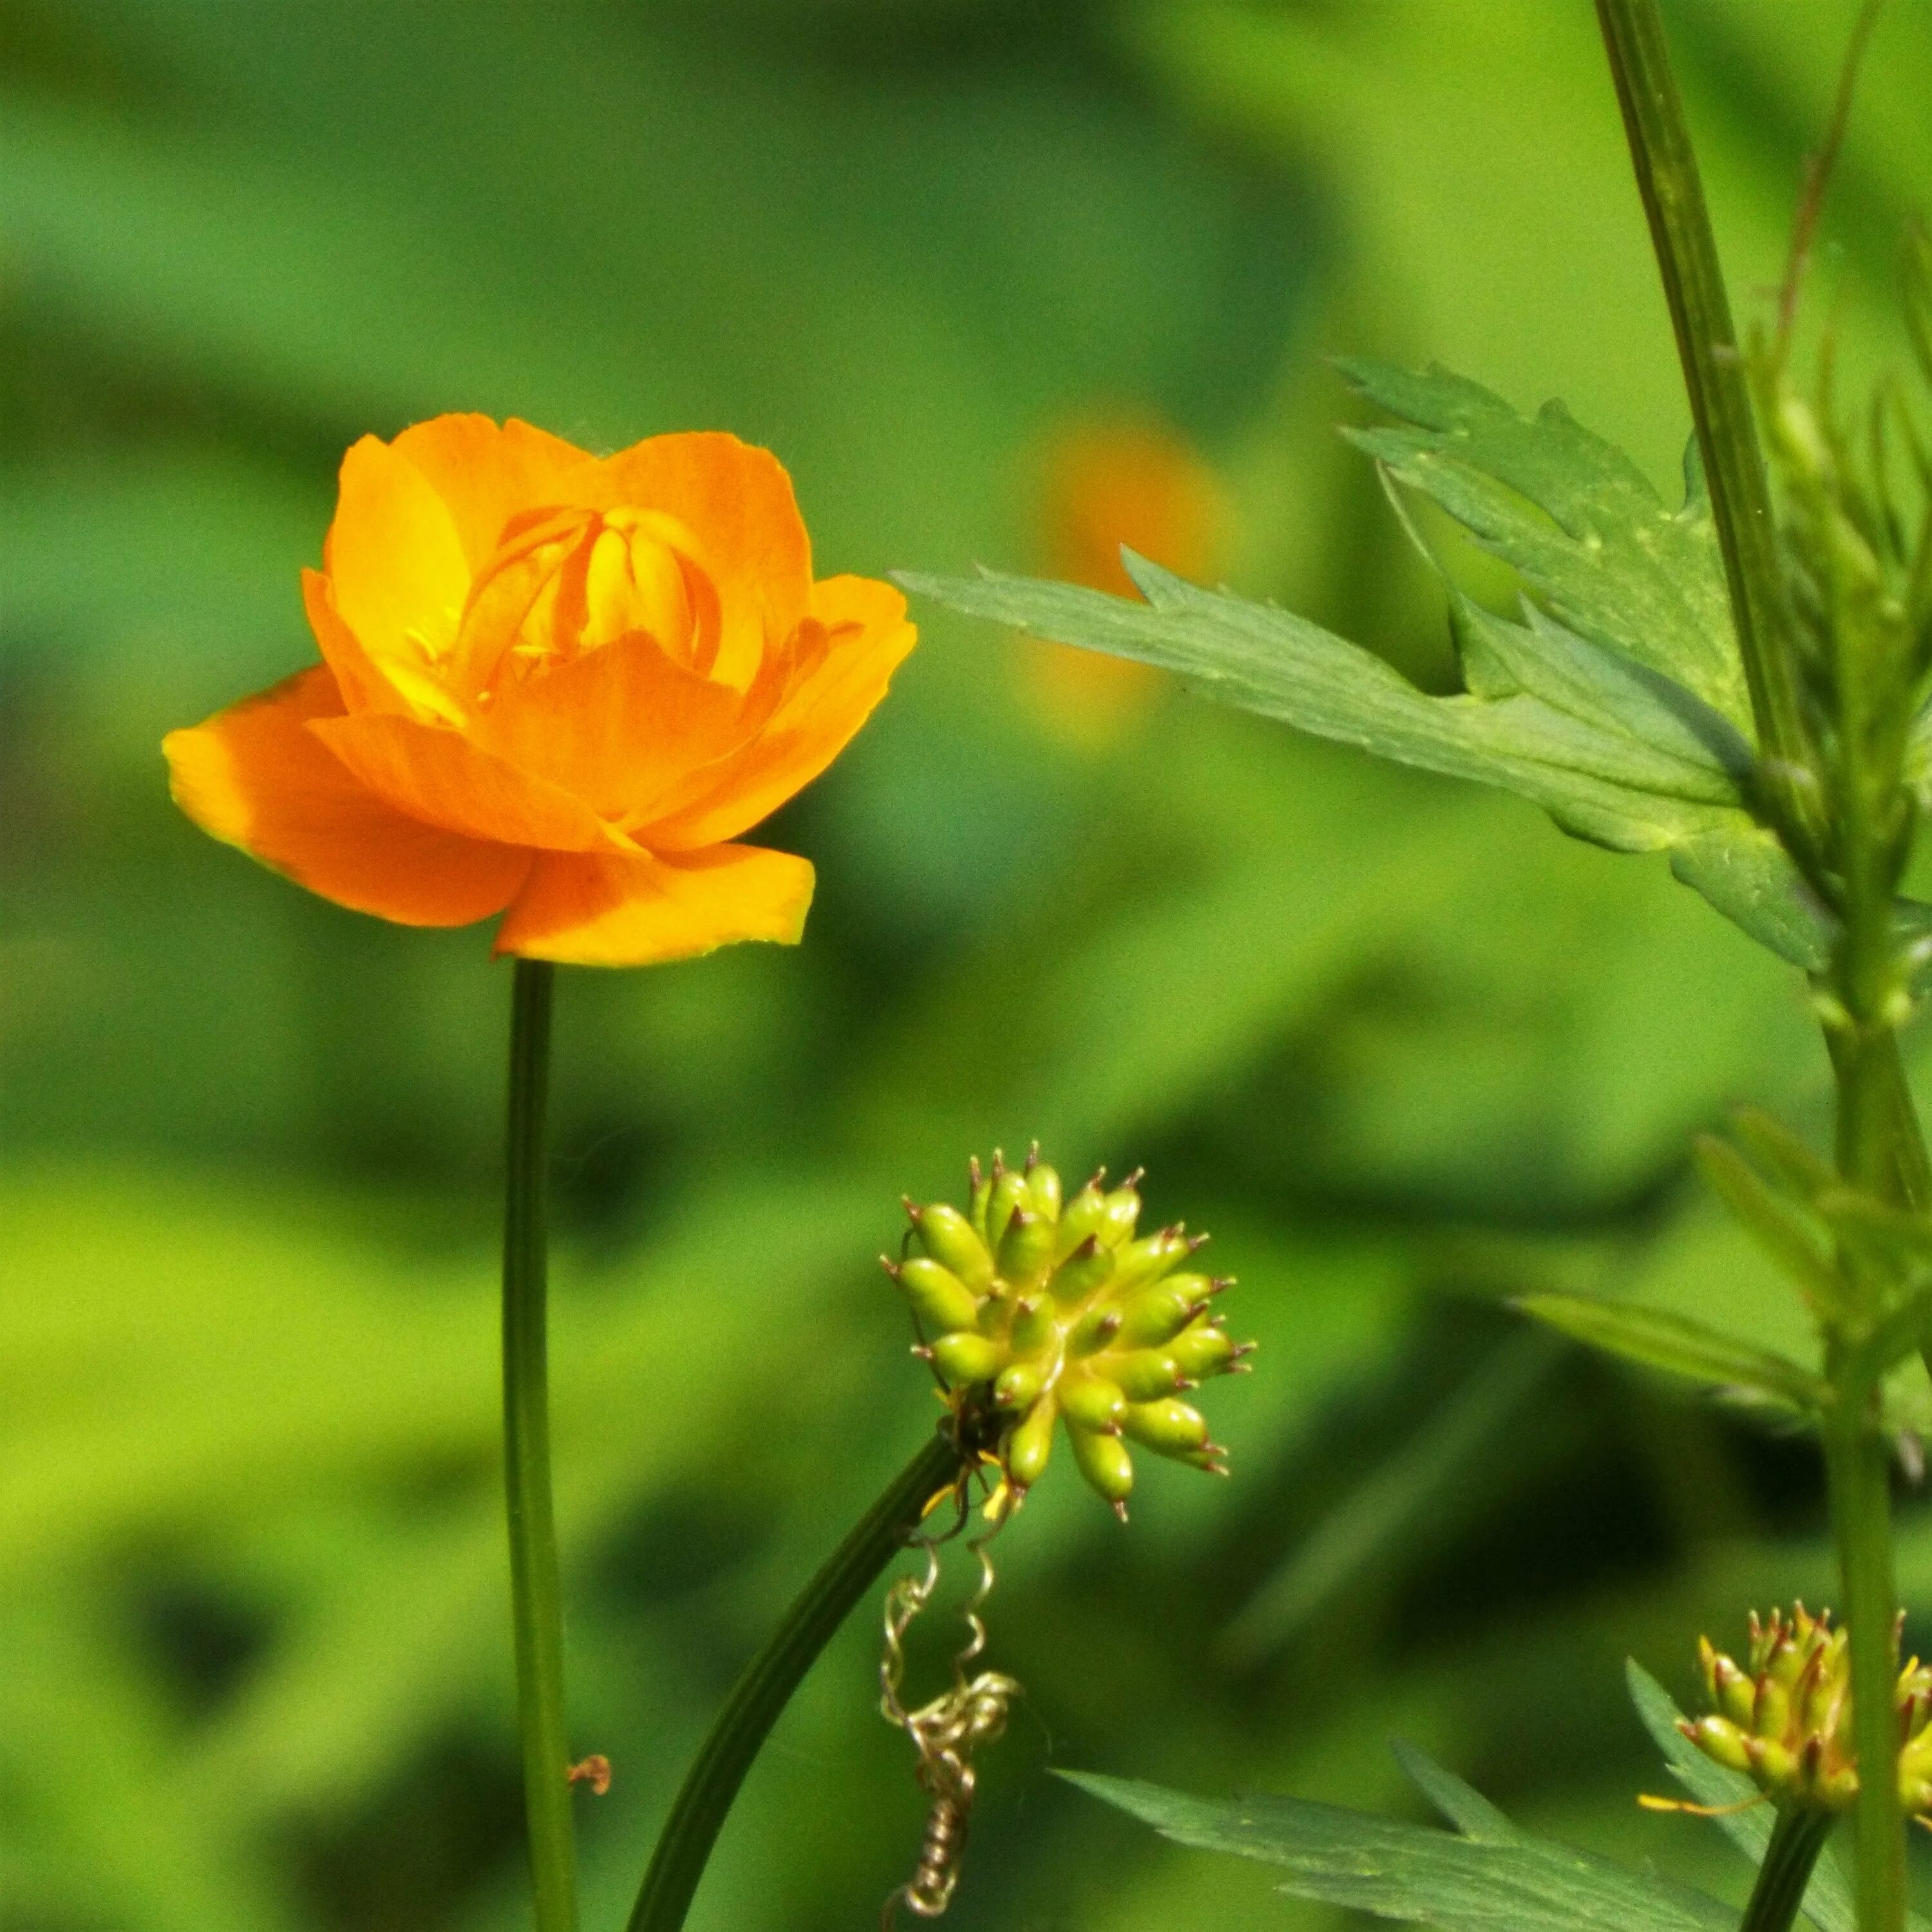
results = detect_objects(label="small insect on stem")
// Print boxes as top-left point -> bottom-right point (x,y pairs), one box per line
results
567,1754 -> 612,1796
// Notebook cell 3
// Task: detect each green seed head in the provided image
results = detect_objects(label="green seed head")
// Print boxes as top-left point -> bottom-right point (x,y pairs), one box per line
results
1680,1605 -> 1932,1815
889,1146 -> 1251,1516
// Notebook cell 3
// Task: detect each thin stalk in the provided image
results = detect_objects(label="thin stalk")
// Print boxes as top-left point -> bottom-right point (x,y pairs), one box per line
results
1824,1391 -> 1906,1932
1594,0 -> 1823,859
626,1430 -> 966,1932
502,959 -> 578,1932
1739,1805 -> 1838,1932
1596,11 -> 1920,1929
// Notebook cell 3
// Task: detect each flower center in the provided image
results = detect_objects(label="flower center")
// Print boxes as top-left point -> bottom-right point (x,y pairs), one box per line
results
452,505 -> 723,705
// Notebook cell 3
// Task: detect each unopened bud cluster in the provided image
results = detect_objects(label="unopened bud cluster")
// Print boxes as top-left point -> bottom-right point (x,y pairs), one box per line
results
885,1148 -> 1251,1517
1683,1604 -> 1932,1814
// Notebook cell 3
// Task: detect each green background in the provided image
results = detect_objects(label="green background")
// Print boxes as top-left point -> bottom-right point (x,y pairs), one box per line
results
5,2 -> 1930,1927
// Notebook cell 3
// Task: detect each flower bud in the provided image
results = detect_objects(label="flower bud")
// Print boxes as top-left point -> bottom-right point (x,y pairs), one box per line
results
891,1256 -> 983,1336
895,1152 -> 1251,1510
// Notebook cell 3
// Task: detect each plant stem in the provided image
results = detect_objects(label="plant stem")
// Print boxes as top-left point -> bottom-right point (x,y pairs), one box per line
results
1740,1805 -> 1838,1932
1596,11 -> 1921,1929
1593,0 -> 1821,858
502,958 -> 578,1932
626,1429 -> 965,1932
1824,1386 -> 1906,1932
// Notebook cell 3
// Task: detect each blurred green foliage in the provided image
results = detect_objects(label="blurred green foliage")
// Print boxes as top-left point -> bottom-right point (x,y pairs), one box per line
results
7,3 -> 1932,1928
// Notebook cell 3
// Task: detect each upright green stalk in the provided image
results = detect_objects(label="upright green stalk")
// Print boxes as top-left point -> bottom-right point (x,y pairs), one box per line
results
627,1430 -> 965,1932
1596,7 -> 1915,1928
1593,0 -> 1821,862
503,958 -> 578,1932
1824,1383 -> 1905,1932
1739,1805 -> 1838,1932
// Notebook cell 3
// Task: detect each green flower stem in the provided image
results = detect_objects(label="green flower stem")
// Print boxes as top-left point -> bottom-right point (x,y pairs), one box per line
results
1593,0 -> 1821,859
1824,1387 -> 1906,1932
1739,1804 -> 1838,1932
626,1429 -> 967,1932
1596,9 -> 1921,1929
502,958 -> 578,1932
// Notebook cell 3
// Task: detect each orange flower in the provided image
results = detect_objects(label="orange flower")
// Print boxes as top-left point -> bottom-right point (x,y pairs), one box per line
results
1025,418 -> 1225,746
165,418 -> 914,965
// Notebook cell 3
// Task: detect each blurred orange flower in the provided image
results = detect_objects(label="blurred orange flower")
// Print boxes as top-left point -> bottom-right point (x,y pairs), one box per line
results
166,419 -> 914,965
1027,418 -> 1226,745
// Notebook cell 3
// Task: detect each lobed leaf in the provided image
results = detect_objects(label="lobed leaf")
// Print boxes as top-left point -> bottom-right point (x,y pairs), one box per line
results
1338,359 -> 1750,730
898,553 -> 1831,971
1061,1763 -> 1736,1932
1512,1293 -> 1828,1409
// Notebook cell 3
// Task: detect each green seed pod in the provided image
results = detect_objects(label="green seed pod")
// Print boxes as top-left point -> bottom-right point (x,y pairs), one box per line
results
1051,1235 -> 1115,1303
891,1151 -> 1253,1513
1026,1160 -> 1063,1221
998,1207 -> 1057,1286
1057,1369 -> 1126,1434
967,1158 -> 994,1240
931,1332 -> 1003,1388
1067,1423 -> 1135,1506
892,1256 -> 982,1336
995,1359 -> 1048,1412
1111,1229 -> 1189,1291
1055,1179 -> 1110,1254
911,1201 -> 994,1291
985,1169 -> 1030,1251
1009,1294 -> 1055,1355
1107,1349 -> 1184,1401
1116,1276 -> 1212,1349
1168,1324 -> 1236,1379
1098,1184 -> 1142,1247
1007,1399 -> 1056,1488
1119,1397 -> 1209,1456
1068,1304 -> 1122,1356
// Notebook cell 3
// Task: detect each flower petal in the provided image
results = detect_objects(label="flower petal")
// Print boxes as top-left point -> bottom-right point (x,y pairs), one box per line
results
390,414 -> 597,573
469,630 -> 747,821
303,569 -> 468,725
325,435 -> 475,674
308,712 -> 616,852
164,668 -> 532,925
494,844 -> 815,965
639,574 -> 916,850
592,433 -> 811,690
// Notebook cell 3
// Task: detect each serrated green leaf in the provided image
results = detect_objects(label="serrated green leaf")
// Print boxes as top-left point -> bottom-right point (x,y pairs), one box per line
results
1059,1767 -> 1735,1932
1389,1738 -> 1520,1846
899,556 -> 1833,964
1339,359 -> 1748,730
1513,1293 -> 1828,1408
1692,1135 -> 1841,1307
1625,1661 -> 1857,1932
